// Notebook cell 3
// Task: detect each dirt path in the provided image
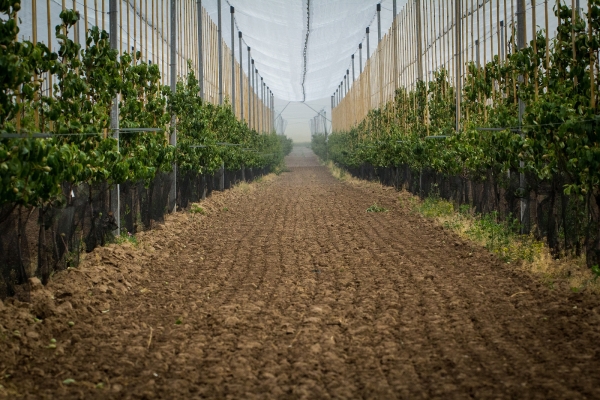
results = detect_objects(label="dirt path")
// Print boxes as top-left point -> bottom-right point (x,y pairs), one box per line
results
1,147 -> 600,399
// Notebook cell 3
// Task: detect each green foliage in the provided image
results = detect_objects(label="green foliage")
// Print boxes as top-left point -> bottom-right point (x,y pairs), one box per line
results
114,231 -> 138,246
0,7 -> 293,212
320,2 -> 600,267
190,204 -> 206,215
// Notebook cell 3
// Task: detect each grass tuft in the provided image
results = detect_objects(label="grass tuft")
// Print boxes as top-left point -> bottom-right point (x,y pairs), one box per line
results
366,204 -> 388,213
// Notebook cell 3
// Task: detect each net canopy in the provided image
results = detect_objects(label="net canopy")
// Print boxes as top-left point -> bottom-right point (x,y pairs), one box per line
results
203,0 -> 399,102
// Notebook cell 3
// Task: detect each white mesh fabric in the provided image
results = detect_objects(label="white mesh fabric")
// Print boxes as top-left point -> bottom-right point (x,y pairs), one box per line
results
203,0 -> 397,102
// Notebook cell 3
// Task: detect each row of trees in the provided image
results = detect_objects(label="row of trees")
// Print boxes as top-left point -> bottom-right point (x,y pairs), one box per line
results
315,2 -> 599,267
1,2 -> 289,212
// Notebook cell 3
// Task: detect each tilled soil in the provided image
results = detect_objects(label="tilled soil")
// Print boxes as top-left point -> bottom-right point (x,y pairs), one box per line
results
1,146 -> 600,399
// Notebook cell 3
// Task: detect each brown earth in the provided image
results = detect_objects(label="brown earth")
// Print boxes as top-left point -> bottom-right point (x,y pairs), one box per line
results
1,146 -> 599,399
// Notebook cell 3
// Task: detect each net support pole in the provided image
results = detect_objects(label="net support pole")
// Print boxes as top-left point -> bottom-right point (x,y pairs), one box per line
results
239,32 -> 243,121
393,0 -> 398,89
516,0 -> 529,233
352,55 -> 355,82
170,0 -> 177,212
416,0 -> 423,81
475,39 -> 480,68
254,67 -> 258,129
366,27 -> 370,60
377,3 -> 382,43
454,0 -> 461,132
197,0 -> 204,99
344,75 -> 347,96
251,58 -> 254,129
359,43 -> 363,73
500,20 -> 505,62
109,0 -> 120,235
230,6 -> 235,115
248,49 -> 252,126
218,0 -> 223,105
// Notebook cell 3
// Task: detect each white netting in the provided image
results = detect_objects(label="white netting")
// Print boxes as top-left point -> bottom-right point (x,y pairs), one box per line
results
16,0 -> 568,104
202,0 -> 398,102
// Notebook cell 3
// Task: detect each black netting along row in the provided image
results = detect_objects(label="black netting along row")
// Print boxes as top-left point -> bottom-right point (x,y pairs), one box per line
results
347,164 -> 600,266
0,166 -> 268,301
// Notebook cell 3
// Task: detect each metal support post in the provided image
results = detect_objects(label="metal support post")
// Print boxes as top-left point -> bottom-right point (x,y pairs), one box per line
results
169,0 -> 177,212
109,0 -> 120,234
416,0 -> 423,81
239,32 -> 243,120
248,49 -> 252,126
359,43 -> 363,73
347,69 -> 350,90
230,6 -> 235,114
377,3 -> 382,43
366,27 -> 370,60
516,0 -> 529,233
261,78 -> 264,132
254,68 -> 258,129
499,21 -> 505,62
454,0 -> 461,131
218,0 -> 223,104
251,59 -> 255,128
352,55 -> 355,81
393,0 -> 398,89
197,0 -> 204,99
475,39 -> 480,68
220,162 -> 225,190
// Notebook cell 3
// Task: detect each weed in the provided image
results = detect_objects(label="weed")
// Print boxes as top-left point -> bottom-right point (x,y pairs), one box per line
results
115,231 -> 138,246
327,161 -> 360,184
367,204 -> 388,213
190,204 -> 206,215
592,265 -> 600,281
